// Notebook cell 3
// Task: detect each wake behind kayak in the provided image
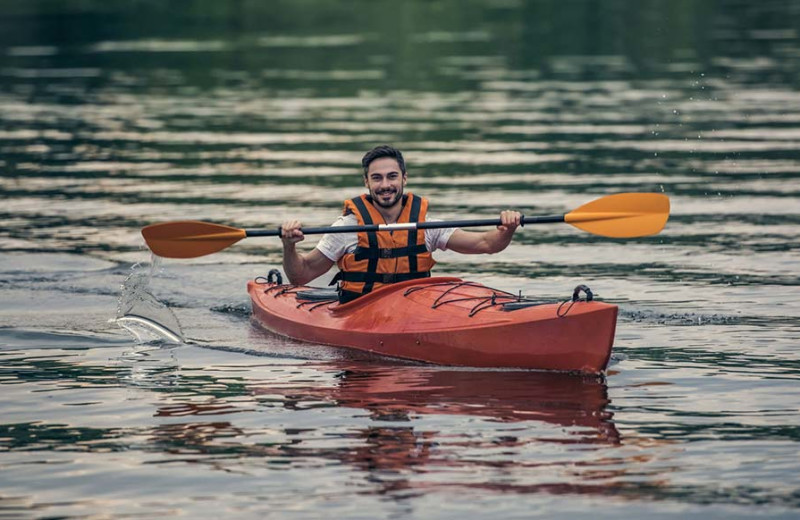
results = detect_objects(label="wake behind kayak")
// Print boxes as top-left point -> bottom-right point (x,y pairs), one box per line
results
248,271 -> 617,374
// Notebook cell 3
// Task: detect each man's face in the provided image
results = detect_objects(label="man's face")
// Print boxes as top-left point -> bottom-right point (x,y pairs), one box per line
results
364,157 -> 407,209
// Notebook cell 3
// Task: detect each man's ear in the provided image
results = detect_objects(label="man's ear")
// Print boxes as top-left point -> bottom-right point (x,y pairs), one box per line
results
402,172 -> 407,186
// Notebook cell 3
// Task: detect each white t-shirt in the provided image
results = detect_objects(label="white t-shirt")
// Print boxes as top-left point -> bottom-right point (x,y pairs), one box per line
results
316,214 -> 456,262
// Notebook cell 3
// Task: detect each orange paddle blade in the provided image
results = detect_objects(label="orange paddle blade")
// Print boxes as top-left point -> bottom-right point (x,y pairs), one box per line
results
564,193 -> 670,238
141,221 -> 247,258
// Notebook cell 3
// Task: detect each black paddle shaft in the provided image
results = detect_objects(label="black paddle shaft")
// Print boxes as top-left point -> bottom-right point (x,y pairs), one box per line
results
246,215 -> 565,237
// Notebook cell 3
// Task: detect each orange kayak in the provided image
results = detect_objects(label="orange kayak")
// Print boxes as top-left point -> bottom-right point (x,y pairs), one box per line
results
247,275 -> 617,374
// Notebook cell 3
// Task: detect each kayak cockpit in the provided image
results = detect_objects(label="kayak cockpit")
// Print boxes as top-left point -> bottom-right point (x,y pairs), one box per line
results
256,275 -> 564,317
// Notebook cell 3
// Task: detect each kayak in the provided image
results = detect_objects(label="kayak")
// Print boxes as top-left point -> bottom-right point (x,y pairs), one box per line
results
247,273 -> 617,374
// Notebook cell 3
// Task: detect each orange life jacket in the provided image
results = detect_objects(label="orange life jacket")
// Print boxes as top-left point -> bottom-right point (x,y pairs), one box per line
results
336,193 -> 436,303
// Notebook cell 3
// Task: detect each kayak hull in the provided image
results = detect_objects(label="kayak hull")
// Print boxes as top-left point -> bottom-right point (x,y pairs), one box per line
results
248,277 -> 617,374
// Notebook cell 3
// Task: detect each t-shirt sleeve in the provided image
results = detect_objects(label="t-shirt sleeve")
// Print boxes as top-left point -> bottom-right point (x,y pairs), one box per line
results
424,218 -> 457,252
315,215 -> 357,262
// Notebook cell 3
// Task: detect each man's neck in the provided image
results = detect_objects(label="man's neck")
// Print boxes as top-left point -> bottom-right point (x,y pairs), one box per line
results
376,202 -> 402,224
366,194 -> 405,224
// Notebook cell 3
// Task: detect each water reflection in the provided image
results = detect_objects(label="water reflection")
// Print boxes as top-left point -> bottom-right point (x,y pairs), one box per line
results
302,366 -> 617,436
252,367 -> 620,490
141,365 -> 623,498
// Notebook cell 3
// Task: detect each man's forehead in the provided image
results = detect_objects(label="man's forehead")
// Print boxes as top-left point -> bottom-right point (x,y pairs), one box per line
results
367,158 -> 402,174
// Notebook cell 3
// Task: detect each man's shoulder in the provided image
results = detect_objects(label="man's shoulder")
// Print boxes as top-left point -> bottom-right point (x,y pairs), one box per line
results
332,213 -> 358,226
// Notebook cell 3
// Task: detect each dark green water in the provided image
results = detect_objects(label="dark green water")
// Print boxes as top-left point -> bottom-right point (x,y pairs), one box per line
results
1,1 -> 800,518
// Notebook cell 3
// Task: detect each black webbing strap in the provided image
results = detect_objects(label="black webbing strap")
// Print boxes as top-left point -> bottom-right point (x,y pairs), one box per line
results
353,243 -> 428,261
407,194 -> 422,273
350,196 -> 379,294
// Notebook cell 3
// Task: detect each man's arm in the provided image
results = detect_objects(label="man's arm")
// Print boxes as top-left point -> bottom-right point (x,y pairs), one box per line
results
281,220 -> 335,285
445,211 -> 521,254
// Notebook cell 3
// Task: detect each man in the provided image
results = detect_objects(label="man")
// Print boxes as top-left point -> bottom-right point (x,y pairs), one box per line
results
281,145 -> 521,303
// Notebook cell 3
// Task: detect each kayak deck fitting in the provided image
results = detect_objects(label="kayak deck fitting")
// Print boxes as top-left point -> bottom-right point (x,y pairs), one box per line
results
248,274 -> 617,374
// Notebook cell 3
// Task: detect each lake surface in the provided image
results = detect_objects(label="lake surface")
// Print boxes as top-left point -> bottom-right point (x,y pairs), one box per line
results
1,1 -> 800,518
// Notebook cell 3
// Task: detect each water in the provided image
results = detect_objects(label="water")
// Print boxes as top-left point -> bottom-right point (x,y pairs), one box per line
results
2,0 -> 800,517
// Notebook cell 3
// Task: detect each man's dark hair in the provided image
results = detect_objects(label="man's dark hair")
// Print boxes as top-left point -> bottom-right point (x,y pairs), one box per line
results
361,145 -> 406,176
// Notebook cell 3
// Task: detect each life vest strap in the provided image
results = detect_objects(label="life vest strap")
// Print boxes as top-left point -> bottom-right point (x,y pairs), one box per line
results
353,243 -> 428,261
407,194 -> 422,273
350,195 -> 379,294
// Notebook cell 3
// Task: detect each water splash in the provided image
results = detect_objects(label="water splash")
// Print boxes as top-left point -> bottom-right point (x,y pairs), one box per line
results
115,254 -> 185,344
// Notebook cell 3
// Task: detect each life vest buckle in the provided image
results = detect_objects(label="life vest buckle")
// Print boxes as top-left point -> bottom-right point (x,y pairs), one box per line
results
380,248 -> 392,258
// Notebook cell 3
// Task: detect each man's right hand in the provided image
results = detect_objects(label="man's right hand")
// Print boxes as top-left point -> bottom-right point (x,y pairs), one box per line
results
280,220 -> 305,245
280,221 -> 335,286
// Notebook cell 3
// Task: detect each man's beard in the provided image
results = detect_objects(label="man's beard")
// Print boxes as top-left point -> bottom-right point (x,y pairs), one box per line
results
371,186 -> 403,208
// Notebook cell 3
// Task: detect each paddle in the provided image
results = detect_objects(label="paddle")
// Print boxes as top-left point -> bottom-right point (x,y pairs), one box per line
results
142,192 -> 670,259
